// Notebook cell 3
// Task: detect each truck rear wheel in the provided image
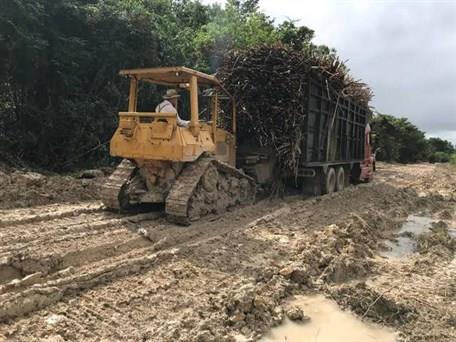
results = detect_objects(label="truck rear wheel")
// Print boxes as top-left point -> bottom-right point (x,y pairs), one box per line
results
336,166 -> 345,192
322,167 -> 336,194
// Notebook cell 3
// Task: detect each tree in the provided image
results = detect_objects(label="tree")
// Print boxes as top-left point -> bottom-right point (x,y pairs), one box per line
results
0,0 -> 178,169
372,114 -> 429,163
428,137 -> 454,154
427,137 -> 454,163
0,0 -> 336,170
193,0 -> 277,71
276,20 -> 314,50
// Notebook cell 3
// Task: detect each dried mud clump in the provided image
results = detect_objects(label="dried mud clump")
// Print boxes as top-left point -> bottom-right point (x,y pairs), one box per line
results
223,277 -> 290,338
0,169 -> 104,209
438,209 -> 453,220
329,282 -> 416,325
292,214 -> 387,284
141,318 -> 235,342
285,306 -> 309,322
279,263 -> 312,287
142,277 -> 291,341
416,222 -> 456,258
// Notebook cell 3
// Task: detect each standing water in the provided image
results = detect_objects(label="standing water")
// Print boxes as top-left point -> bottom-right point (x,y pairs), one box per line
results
261,295 -> 397,342
382,215 -> 435,258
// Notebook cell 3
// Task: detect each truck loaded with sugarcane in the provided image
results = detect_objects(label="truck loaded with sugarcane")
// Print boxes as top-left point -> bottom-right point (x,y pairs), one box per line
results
218,45 -> 374,196
103,45 -> 374,224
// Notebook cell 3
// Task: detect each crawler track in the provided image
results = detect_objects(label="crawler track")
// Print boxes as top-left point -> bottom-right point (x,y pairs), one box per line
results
100,155 -> 256,225
166,155 -> 256,224
100,159 -> 136,210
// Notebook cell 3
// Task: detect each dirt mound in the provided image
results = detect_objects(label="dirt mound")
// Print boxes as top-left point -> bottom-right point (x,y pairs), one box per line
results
329,282 -> 416,325
138,274 -> 290,341
0,169 -> 104,209
290,213 -> 391,284
223,279 -> 288,336
416,221 -> 456,258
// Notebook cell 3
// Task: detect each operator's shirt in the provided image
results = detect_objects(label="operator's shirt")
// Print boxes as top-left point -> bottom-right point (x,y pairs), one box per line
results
155,100 -> 190,127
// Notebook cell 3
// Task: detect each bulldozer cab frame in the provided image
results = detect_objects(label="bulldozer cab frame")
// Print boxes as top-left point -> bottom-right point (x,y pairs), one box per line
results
120,66 -> 236,139
110,67 -> 237,165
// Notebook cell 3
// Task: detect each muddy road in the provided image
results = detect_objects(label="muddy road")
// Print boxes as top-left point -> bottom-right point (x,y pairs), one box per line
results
0,162 -> 455,341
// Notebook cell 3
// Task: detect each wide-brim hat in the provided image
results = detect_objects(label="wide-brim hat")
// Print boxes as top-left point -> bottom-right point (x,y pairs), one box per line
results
163,89 -> 180,99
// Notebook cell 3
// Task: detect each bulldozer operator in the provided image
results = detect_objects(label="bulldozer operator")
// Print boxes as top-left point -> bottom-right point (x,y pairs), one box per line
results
155,89 -> 190,127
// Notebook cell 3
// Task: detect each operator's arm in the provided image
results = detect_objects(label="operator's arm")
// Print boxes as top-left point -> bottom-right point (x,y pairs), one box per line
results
156,101 -> 189,128
176,114 -> 190,128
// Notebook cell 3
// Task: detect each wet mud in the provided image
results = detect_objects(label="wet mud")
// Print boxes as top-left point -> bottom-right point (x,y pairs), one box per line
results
0,162 -> 455,341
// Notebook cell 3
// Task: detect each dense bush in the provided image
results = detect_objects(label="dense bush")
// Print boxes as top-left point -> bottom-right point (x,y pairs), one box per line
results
429,152 -> 451,163
450,154 -> 456,166
428,137 -> 455,163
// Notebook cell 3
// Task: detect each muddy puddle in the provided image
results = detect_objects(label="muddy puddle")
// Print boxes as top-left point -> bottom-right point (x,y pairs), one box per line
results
261,295 -> 397,342
383,215 -> 436,258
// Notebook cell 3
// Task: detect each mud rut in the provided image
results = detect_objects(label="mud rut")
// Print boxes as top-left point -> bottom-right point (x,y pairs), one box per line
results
0,163 -> 455,341
0,197 -> 281,338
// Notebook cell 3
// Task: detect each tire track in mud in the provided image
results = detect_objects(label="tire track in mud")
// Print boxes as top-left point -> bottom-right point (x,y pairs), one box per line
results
0,178 -> 419,328
0,185 -> 383,325
0,214 -> 120,255
0,208 -> 163,285
0,199 -> 280,323
0,192 -> 329,339
0,201 -> 104,227
64,298 -> 127,339
1,163 -> 455,341
0,179 -> 422,328
0,246 -> 179,322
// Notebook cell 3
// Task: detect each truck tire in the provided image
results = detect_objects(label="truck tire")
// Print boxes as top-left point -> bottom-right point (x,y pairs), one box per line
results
336,166 -> 345,192
322,167 -> 336,194
350,163 -> 361,184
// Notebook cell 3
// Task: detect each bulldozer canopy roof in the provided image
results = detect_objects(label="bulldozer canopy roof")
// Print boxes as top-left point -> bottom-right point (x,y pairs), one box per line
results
119,66 -> 224,88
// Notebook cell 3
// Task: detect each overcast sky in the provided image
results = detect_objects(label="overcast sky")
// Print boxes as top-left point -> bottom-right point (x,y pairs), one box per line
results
203,0 -> 456,143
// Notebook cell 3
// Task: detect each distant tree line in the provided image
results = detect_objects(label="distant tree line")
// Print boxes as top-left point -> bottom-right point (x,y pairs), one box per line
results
372,114 -> 456,164
0,0 -> 328,170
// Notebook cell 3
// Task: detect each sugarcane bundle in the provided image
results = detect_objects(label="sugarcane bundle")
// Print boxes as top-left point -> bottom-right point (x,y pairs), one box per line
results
217,44 -> 372,191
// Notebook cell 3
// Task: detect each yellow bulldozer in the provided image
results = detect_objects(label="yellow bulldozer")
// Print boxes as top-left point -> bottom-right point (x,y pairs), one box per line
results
101,67 -> 256,224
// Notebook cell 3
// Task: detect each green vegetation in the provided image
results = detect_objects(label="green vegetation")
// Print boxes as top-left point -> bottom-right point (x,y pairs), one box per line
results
450,154 -> 456,166
0,0 -> 452,170
372,114 -> 455,164
0,0 -> 323,170
427,137 -> 455,163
